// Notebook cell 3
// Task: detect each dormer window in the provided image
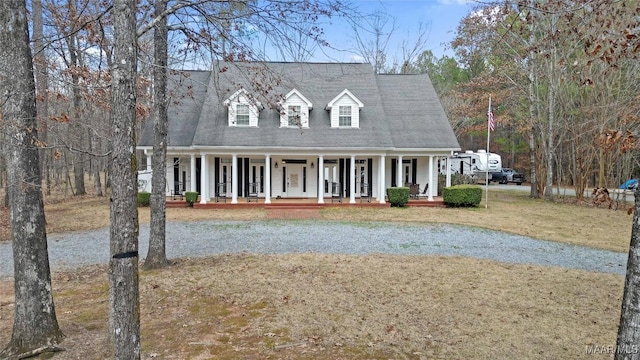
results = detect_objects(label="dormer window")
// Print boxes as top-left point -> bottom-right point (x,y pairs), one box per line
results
288,105 -> 301,126
236,104 -> 250,126
279,89 -> 312,128
339,106 -> 352,127
326,89 -> 363,129
224,88 -> 261,127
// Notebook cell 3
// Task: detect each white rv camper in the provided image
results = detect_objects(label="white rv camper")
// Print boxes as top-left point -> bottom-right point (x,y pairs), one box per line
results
441,150 -> 502,181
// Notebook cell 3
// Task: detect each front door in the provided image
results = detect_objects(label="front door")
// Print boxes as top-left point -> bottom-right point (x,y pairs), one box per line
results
286,164 -> 304,197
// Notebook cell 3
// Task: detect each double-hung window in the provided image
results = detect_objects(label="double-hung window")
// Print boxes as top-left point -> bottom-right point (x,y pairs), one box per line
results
236,104 -> 250,126
339,106 -> 352,127
288,105 -> 301,127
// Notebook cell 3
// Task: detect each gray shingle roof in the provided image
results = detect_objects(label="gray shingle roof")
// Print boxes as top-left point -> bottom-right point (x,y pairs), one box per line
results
138,62 -> 459,151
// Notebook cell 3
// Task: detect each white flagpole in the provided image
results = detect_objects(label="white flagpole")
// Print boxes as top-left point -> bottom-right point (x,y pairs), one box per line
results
485,95 -> 492,209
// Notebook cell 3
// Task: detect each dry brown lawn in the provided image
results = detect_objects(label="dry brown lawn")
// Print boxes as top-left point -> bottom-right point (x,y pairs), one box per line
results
0,188 -> 634,359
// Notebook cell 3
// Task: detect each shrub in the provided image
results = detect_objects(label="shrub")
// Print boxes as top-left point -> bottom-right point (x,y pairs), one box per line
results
386,187 -> 409,207
185,192 -> 199,207
442,185 -> 482,207
137,192 -> 151,207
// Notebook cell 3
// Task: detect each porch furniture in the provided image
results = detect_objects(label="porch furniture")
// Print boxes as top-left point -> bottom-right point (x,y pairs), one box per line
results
171,181 -> 184,200
409,184 -> 420,199
331,182 -> 342,203
420,184 -> 429,199
215,182 -> 227,203
247,182 -> 259,202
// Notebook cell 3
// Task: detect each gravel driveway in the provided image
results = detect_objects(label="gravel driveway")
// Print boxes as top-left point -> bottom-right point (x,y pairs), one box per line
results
0,220 -> 628,279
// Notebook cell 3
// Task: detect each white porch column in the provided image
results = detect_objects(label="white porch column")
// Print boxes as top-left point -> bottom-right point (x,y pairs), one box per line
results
317,156 -> 324,203
146,154 -> 152,171
445,156 -> 452,188
232,154 -> 238,204
378,155 -> 386,204
396,155 -> 403,187
349,155 -> 356,203
199,154 -> 208,204
428,155 -> 434,201
265,154 -> 271,204
190,154 -> 196,193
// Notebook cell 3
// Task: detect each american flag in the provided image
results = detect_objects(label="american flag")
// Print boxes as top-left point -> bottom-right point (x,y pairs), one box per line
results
488,97 -> 495,131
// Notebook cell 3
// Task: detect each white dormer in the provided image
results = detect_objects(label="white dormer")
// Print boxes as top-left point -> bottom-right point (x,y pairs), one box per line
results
326,89 -> 363,128
223,88 -> 261,127
279,89 -> 313,128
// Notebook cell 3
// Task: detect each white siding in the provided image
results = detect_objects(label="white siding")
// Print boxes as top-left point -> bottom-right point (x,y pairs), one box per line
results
280,93 -> 310,128
280,92 -> 310,128
330,94 -> 360,128
227,93 -> 259,127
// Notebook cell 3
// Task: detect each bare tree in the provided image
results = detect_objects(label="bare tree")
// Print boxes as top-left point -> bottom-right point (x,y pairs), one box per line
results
271,22 -> 320,62
144,0 -> 169,270
109,0 -> 140,358
0,0 -> 63,358
351,10 -> 396,74
396,22 -> 431,74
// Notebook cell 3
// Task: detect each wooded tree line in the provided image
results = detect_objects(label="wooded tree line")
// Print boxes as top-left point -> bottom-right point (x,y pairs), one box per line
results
403,0 -> 640,201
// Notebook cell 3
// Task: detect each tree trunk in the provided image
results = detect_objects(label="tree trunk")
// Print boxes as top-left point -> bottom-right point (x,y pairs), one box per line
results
526,2 -> 539,199
527,68 -> 539,199
109,0 -> 140,358
67,30 -> 86,196
144,0 -> 169,270
616,190 -> 640,360
33,0 -> 50,196
543,23 -> 557,201
91,128 -> 103,197
0,0 -> 63,357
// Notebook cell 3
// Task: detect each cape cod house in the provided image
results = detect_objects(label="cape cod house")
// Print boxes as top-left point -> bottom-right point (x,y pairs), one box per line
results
136,62 -> 460,204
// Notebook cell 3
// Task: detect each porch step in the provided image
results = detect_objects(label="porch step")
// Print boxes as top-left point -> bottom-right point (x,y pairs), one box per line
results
264,203 -> 324,210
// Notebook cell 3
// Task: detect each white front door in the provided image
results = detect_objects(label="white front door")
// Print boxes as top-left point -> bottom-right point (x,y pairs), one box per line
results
285,164 -> 304,197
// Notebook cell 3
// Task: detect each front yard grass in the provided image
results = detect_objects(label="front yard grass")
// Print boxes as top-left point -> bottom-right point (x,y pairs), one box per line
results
0,187 -> 633,359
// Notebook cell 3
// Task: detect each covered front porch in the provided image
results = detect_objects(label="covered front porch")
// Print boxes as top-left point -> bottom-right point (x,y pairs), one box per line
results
139,149 -> 455,206
165,195 -> 445,209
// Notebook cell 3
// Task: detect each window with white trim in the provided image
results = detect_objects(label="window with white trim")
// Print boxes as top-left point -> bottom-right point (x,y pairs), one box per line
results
236,104 -> 250,126
327,89 -> 363,129
288,105 -> 301,127
224,88 -> 261,127
279,89 -> 312,128
338,105 -> 352,127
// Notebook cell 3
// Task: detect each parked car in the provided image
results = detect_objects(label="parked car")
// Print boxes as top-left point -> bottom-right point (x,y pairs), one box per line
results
619,179 -> 638,190
490,168 -> 525,185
